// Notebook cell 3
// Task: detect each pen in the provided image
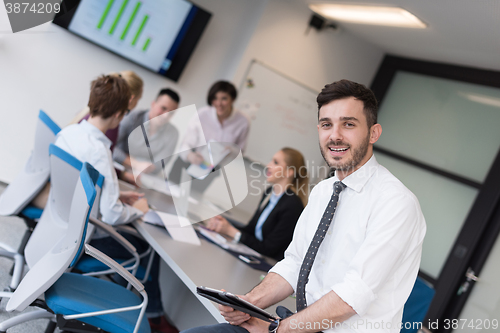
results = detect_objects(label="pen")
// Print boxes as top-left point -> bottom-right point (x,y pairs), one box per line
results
238,255 -> 260,264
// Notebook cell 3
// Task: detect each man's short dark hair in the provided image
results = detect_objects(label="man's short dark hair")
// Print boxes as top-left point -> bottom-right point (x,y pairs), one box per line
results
207,81 -> 237,105
88,75 -> 131,119
157,88 -> 180,103
317,79 -> 378,128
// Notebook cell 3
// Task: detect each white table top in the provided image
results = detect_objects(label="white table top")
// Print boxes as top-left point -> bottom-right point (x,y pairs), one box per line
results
131,186 -> 296,322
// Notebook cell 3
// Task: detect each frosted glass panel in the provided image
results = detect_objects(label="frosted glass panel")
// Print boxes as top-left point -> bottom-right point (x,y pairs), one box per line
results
375,153 -> 479,279
456,226 -> 500,332
376,71 -> 500,183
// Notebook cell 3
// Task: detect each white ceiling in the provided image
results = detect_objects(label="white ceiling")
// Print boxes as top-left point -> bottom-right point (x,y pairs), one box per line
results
305,0 -> 500,71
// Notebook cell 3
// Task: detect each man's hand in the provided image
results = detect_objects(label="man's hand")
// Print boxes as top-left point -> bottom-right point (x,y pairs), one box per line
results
240,317 -> 270,333
218,292 -> 251,326
187,151 -> 204,165
120,171 -> 139,186
131,158 -> 155,174
205,215 -> 238,238
119,191 -> 144,205
219,304 -> 251,326
132,197 -> 149,213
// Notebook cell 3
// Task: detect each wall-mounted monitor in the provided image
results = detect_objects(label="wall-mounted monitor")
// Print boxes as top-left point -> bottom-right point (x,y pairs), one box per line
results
53,0 -> 212,82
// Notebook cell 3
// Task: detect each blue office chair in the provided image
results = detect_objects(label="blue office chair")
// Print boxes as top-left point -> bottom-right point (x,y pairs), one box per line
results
0,110 -> 60,291
38,145 -> 153,286
1,163 -> 150,333
0,145 -> 141,309
42,146 -> 150,282
401,276 -> 435,333
25,144 -> 141,278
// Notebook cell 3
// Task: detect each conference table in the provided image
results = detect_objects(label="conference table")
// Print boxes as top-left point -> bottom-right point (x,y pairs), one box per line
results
125,182 -> 297,331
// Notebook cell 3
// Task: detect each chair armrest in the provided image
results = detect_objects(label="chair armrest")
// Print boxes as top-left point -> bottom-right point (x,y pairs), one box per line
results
115,225 -> 143,239
89,217 -> 138,254
85,218 -> 140,278
84,244 -> 144,292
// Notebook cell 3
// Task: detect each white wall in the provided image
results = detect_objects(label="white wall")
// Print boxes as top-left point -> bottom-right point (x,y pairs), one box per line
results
0,0 -> 384,184
233,0 -> 385,92
0,0 -> 267,183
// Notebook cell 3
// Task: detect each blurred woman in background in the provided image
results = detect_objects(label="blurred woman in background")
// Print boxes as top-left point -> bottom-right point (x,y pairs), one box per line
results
206,147 -> 308,260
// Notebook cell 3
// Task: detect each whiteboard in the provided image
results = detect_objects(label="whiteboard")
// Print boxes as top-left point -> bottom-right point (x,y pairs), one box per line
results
236,61 -> 327,180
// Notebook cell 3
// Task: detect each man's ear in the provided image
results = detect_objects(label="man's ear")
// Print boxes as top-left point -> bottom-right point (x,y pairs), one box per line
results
114,110 -> 125,121
369,124 -> 382,144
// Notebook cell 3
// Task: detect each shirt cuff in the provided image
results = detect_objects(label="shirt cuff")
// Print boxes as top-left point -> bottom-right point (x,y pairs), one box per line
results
269,259 -> 299,293
107,204 -> 143,226
331,270 -> 376,316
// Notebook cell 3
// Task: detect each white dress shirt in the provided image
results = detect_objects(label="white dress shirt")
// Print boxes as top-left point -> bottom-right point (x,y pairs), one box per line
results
179,105 -> 249,160
55,120 -> 143,226
270,155 -> 426,332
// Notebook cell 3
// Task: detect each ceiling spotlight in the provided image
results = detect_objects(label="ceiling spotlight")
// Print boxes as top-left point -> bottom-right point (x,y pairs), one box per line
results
309,3 -> 427,28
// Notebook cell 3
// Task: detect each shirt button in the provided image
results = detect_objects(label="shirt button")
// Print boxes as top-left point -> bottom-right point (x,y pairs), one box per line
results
322,260 -> 325,264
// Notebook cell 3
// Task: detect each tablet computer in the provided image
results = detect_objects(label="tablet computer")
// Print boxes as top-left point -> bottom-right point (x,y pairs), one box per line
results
197,286 -> 277,322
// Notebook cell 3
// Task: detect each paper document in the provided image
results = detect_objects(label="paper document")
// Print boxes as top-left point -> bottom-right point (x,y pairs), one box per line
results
143,210 -> 163,226
143,210 -> 200,245
196,226 -> 262,258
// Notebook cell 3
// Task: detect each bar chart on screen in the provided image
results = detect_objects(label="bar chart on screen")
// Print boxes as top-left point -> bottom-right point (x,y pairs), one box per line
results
67,0 -> 192,71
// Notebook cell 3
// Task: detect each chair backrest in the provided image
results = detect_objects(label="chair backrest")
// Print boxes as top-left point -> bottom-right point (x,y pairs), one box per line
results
48,144 -> 104,222
24,145 -> 103,268
0,110 -> 61,216
401,277 -> 436,333
6,162 -> 99,312
49,144 -> 84,222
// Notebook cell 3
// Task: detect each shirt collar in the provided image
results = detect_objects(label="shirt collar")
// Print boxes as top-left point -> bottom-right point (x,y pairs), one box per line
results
210,106 -> 236,126
80,119 -> 112,149
270,190 -> 284,203
332,154 -> 379,193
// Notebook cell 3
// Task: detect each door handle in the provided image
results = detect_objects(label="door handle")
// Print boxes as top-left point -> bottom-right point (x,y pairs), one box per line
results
457,267 -> 479,295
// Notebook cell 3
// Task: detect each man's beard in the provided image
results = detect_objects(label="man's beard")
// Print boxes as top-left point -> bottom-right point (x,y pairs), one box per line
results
320,134 -> 370,172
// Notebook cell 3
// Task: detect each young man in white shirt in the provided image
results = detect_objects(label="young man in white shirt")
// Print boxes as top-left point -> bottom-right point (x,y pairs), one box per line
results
56,75 -> 178,333
55,74 -> 148,224
182,80 -> 426,333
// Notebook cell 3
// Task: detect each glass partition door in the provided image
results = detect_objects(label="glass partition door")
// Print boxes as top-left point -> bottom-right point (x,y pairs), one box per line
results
370,56 -> 500,332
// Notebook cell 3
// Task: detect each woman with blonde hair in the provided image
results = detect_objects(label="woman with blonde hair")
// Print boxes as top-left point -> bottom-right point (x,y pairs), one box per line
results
206,147 -> 308,260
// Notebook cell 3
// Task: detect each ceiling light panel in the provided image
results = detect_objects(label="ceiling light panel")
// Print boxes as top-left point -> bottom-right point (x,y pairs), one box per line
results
309,3 -> 427,28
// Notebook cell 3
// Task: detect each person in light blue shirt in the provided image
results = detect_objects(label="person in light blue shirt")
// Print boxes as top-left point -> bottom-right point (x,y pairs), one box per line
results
206,148 -> 308,260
